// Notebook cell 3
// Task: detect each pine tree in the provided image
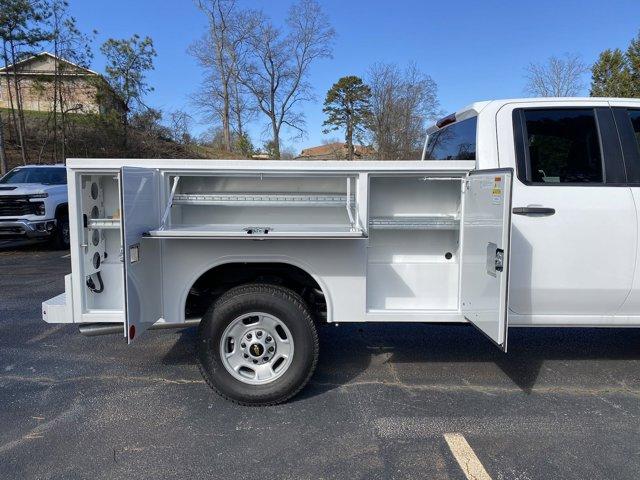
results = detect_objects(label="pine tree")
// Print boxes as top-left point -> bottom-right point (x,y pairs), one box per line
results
627,32 -> 640,96
590,31 -> 640,98
322,76 -> 371,160
590,49 -> 633,97
100,35 -> 157,148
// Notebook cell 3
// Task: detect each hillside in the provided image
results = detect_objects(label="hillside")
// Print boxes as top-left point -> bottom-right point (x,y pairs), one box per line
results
1,109 -> 241,170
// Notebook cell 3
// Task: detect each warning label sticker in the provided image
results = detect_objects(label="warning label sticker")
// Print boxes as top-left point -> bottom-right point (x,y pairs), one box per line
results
492,176 -> 502,204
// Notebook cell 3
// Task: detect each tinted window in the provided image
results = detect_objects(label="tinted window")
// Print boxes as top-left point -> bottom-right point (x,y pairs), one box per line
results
0,167 -> 67,185
628,109 -> 640,151
424,117 -> 477,160
521,109 -> 603,184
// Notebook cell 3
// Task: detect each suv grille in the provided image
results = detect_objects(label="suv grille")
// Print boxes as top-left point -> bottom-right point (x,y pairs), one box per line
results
0,196 -> 42,216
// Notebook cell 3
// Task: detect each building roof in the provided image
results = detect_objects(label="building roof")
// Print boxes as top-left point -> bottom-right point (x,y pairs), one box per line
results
0,52 -> 99,76
0,52 -> 126,109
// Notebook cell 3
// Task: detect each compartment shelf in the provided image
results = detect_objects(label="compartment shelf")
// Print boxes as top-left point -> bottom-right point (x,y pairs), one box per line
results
158,175 -> 361,237
87,218 -> 121,229
369,215 -> 459,230
146,224 -> 366,239
172,192 -> 355,207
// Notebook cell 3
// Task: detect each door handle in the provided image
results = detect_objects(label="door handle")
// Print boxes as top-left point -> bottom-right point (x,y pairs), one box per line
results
512,207 -> 555,216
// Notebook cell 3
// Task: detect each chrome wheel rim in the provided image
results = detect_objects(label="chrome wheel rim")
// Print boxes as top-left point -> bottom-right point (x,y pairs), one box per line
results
219,312 -> 294,385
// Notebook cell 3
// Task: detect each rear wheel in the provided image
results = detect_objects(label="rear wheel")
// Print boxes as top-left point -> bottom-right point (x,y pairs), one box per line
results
197,284 -> 319,406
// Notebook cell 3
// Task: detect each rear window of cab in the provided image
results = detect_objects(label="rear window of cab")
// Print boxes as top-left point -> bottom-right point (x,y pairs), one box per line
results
423,117 -> 477,160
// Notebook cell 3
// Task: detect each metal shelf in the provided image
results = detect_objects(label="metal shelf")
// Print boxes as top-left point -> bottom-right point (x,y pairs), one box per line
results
369,215 -> 459,230
87,218 -> 121,229
147,224 -> 366,239
172,192 -> 355,207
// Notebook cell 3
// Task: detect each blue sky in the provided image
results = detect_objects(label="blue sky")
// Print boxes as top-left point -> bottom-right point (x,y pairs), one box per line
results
71,0 -> 640,153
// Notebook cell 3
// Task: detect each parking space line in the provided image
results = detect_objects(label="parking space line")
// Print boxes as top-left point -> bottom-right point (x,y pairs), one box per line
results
60,253 -> 71,258
444,433 -> 492,480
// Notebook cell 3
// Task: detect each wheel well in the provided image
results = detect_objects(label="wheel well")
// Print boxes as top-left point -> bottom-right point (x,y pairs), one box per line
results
55,203 -> 68,219
185,263 -> 327,322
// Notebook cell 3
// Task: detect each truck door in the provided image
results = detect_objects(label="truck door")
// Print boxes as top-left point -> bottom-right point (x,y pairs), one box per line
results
610,104 -> 640,317
120,167 -> 163,343
461,169 -> 513,351
506,106 -> 635,320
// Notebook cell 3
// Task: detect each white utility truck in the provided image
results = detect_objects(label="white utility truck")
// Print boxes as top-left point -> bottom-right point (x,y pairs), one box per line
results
42,98 -> 640,405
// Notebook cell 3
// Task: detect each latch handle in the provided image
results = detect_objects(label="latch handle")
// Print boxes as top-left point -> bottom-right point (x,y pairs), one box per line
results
486,242 -> 504,277
244,226 -> 271,235
495,248 -> 504,272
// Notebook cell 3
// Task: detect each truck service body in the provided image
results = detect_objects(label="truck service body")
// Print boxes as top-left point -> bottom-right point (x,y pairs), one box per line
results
42,98 -> 640,404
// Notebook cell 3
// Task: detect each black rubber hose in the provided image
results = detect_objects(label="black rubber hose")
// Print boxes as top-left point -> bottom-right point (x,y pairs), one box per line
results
86,271 -> 104,293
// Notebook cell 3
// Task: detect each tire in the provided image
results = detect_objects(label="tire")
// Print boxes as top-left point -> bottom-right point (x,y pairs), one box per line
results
197,284 -> 319,406
51,215 -> 70,250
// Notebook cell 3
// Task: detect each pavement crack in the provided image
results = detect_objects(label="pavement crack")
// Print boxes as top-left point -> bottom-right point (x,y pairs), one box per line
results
0,373 -> 205,387
310,379 -> 640,398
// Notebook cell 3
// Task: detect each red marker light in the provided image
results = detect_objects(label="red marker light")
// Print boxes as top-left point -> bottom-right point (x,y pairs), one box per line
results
436,113 -> 456,129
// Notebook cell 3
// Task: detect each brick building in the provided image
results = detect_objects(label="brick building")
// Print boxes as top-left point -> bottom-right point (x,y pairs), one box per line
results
0,52 -> 125,115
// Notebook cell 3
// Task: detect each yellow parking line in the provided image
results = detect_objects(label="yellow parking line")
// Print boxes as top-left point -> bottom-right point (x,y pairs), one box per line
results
444,433 -> 492,480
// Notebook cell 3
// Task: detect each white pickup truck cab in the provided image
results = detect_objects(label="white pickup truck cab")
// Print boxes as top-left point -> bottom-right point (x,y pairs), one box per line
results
42,98 -> 640,405
0,165 -> 69,248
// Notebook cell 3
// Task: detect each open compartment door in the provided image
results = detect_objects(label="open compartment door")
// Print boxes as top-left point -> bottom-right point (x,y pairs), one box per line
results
461,169 -> 513,351
120,167 -> 162,343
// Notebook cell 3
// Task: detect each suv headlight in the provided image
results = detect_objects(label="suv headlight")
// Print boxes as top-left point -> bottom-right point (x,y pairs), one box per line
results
29,193 -> 49,199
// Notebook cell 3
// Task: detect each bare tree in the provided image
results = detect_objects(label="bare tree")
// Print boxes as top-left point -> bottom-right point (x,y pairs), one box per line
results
525,53 -> 588,97
0,0 -> 51,164
189,67 -> 254,143
191,0 -> 257,152
237,0 -> 334,159
167,109 -> 193,144
48,0 -> 94,162
367,62 -> 439,160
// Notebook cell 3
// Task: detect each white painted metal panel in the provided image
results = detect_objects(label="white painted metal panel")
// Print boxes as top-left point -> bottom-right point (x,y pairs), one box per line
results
494,101 -> 636,319
121,167 -> 162,343
461,169 -> 513,350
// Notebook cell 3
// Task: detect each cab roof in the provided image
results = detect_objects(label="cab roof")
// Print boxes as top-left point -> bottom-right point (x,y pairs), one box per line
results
11,164 -> 66,169
428,97 -> 640,133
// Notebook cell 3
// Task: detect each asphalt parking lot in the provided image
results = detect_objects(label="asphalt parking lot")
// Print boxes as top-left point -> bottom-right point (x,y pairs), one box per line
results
1,244 -> 640,479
